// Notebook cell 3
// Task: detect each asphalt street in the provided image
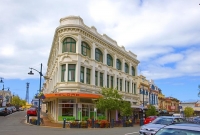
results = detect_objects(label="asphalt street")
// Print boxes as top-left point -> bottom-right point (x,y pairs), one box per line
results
0,111 -> 140,135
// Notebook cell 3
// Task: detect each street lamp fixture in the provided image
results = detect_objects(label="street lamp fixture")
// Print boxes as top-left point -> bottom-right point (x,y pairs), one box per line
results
0,78 -> 4,83
28,63 -> 43,126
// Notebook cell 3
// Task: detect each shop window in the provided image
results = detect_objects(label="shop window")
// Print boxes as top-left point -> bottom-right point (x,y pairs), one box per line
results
62,37 -> 76,53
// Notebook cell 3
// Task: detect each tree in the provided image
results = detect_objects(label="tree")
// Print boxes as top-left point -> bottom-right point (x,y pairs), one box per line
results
96,87 -> 122,120
120,101 -> 132,117
11,95 -> 26,107
184,107 -> 194,117
146,105 -> 158,117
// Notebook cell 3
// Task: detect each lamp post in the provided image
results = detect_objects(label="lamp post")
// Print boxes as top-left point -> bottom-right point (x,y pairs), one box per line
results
140,86 -> 145,126
28,63 -> 43,126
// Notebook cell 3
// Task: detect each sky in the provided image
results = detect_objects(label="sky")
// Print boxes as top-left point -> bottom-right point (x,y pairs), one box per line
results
0,0 -> 200,103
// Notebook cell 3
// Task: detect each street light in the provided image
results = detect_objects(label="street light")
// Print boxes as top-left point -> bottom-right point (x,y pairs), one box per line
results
28,63 -> 43,126
140,86 -> 145,126
0,78 -> 4,83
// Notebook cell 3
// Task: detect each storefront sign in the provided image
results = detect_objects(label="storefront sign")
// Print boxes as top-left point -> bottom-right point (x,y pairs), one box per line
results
44,92 -> 101,99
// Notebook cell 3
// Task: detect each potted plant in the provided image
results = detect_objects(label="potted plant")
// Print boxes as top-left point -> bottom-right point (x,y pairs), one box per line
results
80,121 -> 88,128
70,121 -> 79,128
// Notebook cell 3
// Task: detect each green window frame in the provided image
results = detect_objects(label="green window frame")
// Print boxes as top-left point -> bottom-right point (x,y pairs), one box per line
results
100,73 -> 103,87
107,75 -> 109,88
107,54 -> 113,67
61,64 -> 66,82
120,79 -> 122,91
68,64 -> 76,81
127,81 -> 129,93
86,68 -> 91,84
80,66 -> 84,83
95,48 -> 103,62
111,76 -> 113,88
116,59 -> 121,70
81,42 -> 91,57
62,37 -> 76,53
125,63 -> 129,73
95,71 -> 98,86
132,66 -> 135,76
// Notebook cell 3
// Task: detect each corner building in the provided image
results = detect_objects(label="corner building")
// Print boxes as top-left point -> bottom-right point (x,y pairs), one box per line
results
43,16 -> 140,122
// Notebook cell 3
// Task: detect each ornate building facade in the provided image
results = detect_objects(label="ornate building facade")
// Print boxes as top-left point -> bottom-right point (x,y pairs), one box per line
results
43,16 -> 140,122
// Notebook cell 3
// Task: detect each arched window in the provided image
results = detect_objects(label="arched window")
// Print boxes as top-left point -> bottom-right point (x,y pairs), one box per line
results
132,66 -> 135,76
62,37 -> 76,53
107,54 -> 113,67
81,42 -> 91,57
116,59 -> 121,70
95,48 -> 103,62
125,63 -> 129,73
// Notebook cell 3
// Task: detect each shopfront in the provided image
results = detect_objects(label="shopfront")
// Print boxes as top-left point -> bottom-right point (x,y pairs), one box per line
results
44,92 -> 106,122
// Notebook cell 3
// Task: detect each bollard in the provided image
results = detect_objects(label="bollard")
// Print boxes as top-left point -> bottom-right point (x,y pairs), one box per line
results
92,118 -> 94,128
111,119 -> 114,128
63,118 -> 66,128
27,114 -> 30,123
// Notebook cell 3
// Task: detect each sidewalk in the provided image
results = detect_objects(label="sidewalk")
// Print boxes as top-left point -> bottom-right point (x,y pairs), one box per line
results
40,112 -> 63,128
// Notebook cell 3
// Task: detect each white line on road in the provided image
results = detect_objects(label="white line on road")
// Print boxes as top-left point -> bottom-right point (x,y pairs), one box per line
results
125,132 -> 139,135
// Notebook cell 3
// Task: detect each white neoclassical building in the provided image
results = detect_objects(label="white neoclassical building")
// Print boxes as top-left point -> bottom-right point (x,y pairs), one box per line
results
43,16 -> 140,122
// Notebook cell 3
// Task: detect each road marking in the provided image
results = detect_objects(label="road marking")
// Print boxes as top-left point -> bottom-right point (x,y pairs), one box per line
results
125,132 -> 139,135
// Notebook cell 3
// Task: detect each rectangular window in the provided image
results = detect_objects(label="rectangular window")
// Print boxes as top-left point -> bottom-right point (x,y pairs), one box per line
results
80,66 -> 84,83
100,73 -> 103,87
61,64 -> 66,82
120,79 -> 122,91
86,68 -> 91,84
117,78 -> 118,90
111,76 -> 113,88
95,71 -> 98,86
125,81 -> 126,92
107,75 -> 109,88
68,64 -> 76,81
127,81 -> 129,93
134,83 -> 136,94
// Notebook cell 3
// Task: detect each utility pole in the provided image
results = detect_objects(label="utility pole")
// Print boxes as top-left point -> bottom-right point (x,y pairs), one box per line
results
26,82 -> 29,103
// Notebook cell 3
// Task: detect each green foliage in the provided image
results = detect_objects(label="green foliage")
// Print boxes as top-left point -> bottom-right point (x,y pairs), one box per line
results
184,107 -> 194,117
146,105 -> 158,117
11,95 -> 26,106
96,87 -> 122,112
119,101 -> 132,117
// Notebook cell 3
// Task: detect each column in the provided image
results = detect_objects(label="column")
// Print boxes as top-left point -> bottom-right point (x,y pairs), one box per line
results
84,67 -> 86,83
122,59 -> 125,72
129,63 -> 132,75
114,54 -> 116,69
58,37 -> 62,54
104,49 -> 107,65
91,64 -> 95,85
122,77 -> 125,92
130,80 -> 132,93
76,61 -> 80,82
92,43 -> 96,60
77,35 -> 81,54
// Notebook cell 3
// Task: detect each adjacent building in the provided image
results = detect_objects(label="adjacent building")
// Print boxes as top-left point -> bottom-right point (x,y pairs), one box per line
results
43,16 -> 140,122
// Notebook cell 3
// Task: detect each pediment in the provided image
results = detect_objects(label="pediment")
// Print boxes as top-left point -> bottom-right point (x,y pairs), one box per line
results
62,55 -> 72,62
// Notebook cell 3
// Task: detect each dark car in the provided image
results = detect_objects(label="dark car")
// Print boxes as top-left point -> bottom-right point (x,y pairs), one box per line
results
155,123 -> 200,135
139,116 -> 186,135
0,107 -> 7,116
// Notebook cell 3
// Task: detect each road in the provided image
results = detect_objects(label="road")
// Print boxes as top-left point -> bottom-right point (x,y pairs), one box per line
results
0,111 -> 140,135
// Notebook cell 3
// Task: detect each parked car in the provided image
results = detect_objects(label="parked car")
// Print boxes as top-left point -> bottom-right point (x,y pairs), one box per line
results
139,116 -> 186,135
7,107 -> 13,114
172,113 -> 183,118
27,107 -> 38,116
19,107 -> 24,111
155,123 -> 200,135
0,107 -> 7,116
144,116 -> 158,124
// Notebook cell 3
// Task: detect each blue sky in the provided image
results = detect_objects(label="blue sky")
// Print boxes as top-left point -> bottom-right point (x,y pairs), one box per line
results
0,0 -> 200,103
